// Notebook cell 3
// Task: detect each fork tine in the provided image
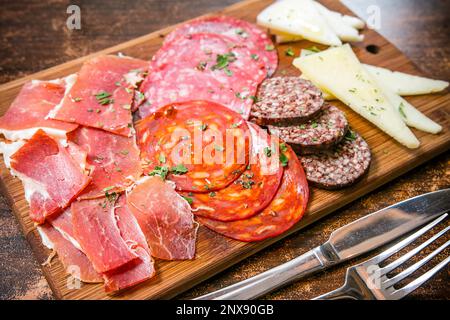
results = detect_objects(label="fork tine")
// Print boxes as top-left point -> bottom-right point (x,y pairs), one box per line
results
383,238 -> 450,289
390,254 -> 450,300
366,214 -> 447,265
380,226 -> 449,276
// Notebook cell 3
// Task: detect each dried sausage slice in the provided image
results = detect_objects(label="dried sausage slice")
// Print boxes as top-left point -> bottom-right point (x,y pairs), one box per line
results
197,145 -> 309,242
250,77 -> 324,126
164,15 -> 278,76
299,130 -> 371,189
138,33 -> 266,119
136,100 -> 251,192
268,104 -> 348,155
182,122 -> 283,222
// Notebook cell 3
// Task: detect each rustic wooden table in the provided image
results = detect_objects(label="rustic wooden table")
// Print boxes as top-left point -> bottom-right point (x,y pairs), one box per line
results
0,0 -> 448,300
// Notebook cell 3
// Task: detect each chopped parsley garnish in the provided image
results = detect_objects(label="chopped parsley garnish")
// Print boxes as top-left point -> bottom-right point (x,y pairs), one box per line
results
265,44 -> 275,51
103,186 -> 118,203
224,68 -> 233,76
263,146 -> 272,157
212,52 -> 236,70
305,46 -> 321,53
299,124 -> 306,129
158,154 -> 166,164
345,130 -> 357,141
171,164 -> 188,175
251,54 -> 259,60
398,102 -> 407,119
279,142 -> 288,153
231,121 -> 242,128
94,91 -> 113,105
182,196 -> 193,205
149,166 -> 169,180
209,191 -> 216,197
279,152 -> 288,167
285,47 -> 295,57
115,81 -> 121,87
235,28 -> 248,38
248,95 -> 259,103
311,121 -> 318,128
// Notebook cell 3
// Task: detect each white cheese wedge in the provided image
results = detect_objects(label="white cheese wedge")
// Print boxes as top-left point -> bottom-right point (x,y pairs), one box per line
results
300,49 -> 449,99
342,14 -> 365,29
313,1 -> 364,42
293,44 -> 420,148
257,0 -> 342,46
364,64 -> 449,96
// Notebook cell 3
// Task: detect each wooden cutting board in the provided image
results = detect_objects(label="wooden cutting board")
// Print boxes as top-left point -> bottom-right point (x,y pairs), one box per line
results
0,0 -> 448,300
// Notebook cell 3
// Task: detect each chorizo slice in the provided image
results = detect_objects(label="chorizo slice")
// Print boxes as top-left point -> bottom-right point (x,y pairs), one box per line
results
197,145 -> 309,242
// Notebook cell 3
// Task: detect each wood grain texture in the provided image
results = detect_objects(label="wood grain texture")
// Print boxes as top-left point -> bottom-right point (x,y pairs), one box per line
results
0,0 -> 448,300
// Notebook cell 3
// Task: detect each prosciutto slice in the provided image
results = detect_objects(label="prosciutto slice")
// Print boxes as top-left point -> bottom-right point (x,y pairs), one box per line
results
103,195 -> 155,292
39,209 -> 102,284
0,79 -> 78,141
47,55 -> 147,136
127,176 -> 198,260
9,130 -> 91,224
71,198 -> 138,273
68,126 -> 142,199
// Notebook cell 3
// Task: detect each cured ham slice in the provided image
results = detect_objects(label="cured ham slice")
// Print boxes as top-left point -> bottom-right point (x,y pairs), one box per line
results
9,130 -> 91,224
71,198 -> 138,273
38,223 -> 102,283
0,79 -> 78,141
68,126 -> 142,199
127,176 -> 198,260
103,196 -> 155,292
48,55 -> 147,136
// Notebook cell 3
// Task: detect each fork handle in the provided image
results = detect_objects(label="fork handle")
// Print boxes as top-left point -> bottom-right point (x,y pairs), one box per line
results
195,246 -> 331,300
312,285 -> 359,300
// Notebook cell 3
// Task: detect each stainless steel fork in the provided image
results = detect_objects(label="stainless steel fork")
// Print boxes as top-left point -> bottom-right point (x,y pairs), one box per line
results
313,213 -> 449,300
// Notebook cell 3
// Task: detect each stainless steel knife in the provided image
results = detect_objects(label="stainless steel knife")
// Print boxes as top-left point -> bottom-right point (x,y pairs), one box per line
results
195,188 -> 450,300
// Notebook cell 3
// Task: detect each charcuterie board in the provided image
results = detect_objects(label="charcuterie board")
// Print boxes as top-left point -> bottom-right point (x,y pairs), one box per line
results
0,0 -> 448,300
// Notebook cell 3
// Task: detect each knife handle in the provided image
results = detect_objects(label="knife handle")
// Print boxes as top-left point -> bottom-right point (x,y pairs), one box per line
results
194,246 -> 332,300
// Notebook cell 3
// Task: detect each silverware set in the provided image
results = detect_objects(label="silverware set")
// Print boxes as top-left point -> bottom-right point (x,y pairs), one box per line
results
196,188 -> 449,300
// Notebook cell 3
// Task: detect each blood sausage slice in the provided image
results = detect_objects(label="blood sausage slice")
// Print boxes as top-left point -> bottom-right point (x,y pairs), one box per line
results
48,55 -> 147,136
136,100 -> 250,192
68,126 -> 142,199
250,77 -> 324,126
183,122 -> 283,221
268,104 -> 348,154
71,198 -> 138,273
127,176 -> 198,260
300,130 -> 371,189
9,130 -> 91,224
0,79 -> 78,141
163,15 -> 278,76
198,145 -> 309,242
138,33 -> 266,119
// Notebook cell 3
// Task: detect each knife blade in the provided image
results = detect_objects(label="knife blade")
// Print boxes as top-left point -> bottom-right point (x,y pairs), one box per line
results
195,188 -> 450,300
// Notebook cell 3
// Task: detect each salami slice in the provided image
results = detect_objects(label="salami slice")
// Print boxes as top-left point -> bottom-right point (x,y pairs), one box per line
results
138,33 -> 266,119
197,145 -> 309,242
182,122 -> 283,221
268,104 -> 349,155
250,77 -> 324,126
164,15 -> 278,76
300,130 -> 371,189
136,100 -> 251,192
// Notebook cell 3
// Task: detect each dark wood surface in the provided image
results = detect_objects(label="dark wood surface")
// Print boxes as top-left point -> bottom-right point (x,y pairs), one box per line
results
0,0 -> 448,300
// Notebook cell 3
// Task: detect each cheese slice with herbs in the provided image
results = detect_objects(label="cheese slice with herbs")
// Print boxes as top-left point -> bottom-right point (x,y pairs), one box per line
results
294,44 -> 420,148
